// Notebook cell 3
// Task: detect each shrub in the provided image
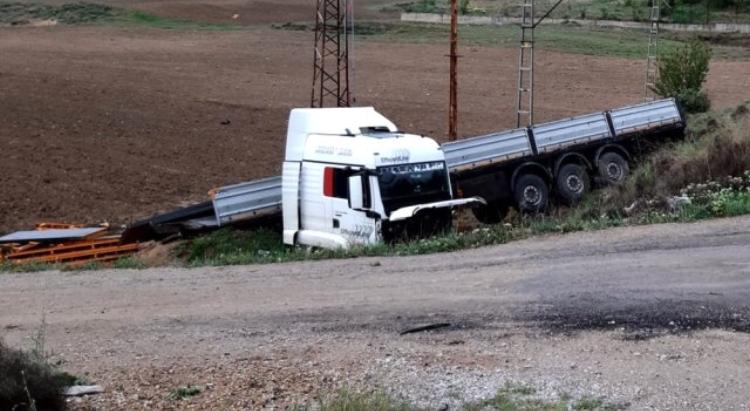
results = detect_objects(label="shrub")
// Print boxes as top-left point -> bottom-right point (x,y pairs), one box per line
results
0,341 -> 67,411
459,0 -> 470,15
608,103 -> 750,209
653,38 -> 712,113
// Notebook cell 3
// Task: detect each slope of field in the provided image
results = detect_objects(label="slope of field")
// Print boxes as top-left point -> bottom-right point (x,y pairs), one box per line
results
1,22 -> 749,232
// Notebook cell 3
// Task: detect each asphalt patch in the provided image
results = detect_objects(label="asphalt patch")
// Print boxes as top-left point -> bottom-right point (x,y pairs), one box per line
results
516,298 -> 750,339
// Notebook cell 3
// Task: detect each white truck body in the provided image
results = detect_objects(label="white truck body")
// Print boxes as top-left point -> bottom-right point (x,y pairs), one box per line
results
281,107 -> 481,249
207,99 -> 684,248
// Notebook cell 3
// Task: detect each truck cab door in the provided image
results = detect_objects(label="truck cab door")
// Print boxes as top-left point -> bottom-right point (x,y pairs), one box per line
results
320,167 -> 379,245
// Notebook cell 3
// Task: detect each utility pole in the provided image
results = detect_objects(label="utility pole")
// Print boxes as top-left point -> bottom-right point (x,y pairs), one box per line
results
448,0 -> 459,141
515,0 -> 564,128
311,0 -> 352,108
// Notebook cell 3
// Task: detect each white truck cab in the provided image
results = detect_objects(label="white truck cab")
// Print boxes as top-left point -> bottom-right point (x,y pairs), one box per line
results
282,107 -> 481,249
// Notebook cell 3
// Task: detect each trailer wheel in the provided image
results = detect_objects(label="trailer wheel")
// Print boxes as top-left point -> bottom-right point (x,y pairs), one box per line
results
514,174 -> 549,214
556,163 -> 590,205
472,201 -> 509,224
597,152 -> 630,186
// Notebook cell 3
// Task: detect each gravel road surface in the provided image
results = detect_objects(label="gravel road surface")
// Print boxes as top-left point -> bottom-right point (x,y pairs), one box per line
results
2,217 -> 750,409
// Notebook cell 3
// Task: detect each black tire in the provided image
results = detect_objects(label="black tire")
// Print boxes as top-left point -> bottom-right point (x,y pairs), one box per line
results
597,152 -> 630,186
472,201 -> 509,224
514,174 -> 549,214
556,163 -> 591,205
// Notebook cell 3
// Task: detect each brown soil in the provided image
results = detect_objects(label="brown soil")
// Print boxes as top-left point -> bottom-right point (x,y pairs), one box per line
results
1,22 -> 749,233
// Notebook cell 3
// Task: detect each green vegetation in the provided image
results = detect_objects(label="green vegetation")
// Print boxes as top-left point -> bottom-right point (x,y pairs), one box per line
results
465,384 -> 620,410
610,102 -> 750,209
386,0 -> 486,15
296,386 -> 621,411
0,261 -> 62,273
401,0 -> 750,23
300,389 -> 419,411
653,39 -> 713,113
0,2 -> 235,30
0,257 -> 144,273
277,21 -> 685,59
0,340 -> 69,411
112,256 -> 147,269
0,2 -> 113,25
119,10 -> 235,31
168,385 -> 203,400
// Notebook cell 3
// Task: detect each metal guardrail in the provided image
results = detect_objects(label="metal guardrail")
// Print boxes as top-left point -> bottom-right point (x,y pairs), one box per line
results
212,176 -> 282,226
443,128 -> 533,172
609,98 -> 682,136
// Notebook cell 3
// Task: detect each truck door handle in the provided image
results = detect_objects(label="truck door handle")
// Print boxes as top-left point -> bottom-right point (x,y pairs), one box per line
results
333,219 -> 340,228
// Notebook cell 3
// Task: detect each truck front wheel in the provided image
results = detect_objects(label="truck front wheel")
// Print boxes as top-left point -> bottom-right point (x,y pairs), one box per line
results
556,163 -> 590,205
597,152 -> 630,186
514,174 -> 549,214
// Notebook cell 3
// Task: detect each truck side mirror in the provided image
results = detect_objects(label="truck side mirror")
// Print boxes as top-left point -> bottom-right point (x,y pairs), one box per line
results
348,173 -> 371,210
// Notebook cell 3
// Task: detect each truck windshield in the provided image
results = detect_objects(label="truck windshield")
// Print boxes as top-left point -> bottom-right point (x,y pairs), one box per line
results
377,161 -> 451,214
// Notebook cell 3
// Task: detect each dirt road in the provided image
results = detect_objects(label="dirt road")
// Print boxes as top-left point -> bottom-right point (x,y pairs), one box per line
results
2,217 -> 750,409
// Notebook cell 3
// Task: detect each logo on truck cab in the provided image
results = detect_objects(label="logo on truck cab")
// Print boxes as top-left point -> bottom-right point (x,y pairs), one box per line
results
380,149 -> 410,164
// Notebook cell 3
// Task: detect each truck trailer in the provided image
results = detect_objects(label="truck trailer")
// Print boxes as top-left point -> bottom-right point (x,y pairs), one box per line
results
209,98 -> 685,249
444,98 -> 685,223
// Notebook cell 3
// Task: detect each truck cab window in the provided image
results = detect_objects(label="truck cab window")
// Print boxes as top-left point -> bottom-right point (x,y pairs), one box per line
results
377,161 -> 451,214
323,167 -> 352,199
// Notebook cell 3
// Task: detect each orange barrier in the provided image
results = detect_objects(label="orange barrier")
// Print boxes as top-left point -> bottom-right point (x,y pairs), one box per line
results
1,223 -> 139,268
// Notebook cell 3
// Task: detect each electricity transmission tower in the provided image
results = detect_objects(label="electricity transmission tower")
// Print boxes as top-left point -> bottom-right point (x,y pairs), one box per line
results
644,0 -> 666,101
311,0 -> 352,108
515,0 -> 563,128
516,0 -> 535,128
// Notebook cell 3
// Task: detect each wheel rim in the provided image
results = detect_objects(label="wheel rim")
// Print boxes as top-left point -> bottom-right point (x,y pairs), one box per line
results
523,185 -> 541,206
566,174 -> 583,194
606,163 -> 622,181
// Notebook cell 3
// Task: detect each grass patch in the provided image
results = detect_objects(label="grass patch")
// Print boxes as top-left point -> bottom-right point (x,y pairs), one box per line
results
0,1 -> 113,25
168,385 -> 203,400
117,10 -> 236,31
0,2 -> 236,30
112,256 -> 147,269
301,389 -> 421,411
0,256 -> 145,273
464,383 -> 621,411
297,386 -> 620,411
0,261 -> 62,273
277,21 -> 684,59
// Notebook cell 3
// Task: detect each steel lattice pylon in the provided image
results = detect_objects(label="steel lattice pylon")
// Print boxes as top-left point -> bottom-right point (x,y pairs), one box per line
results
514,0 -> 563,128
311,0 -> 351,108
644,0 -> 665,101
516,0 -> 535,128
